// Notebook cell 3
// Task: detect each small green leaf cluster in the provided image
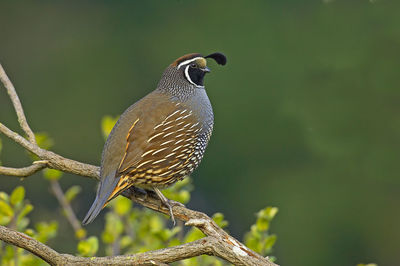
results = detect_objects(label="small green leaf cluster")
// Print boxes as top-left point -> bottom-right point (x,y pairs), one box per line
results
0,186 -> 58,266
0,186 -> 31,229
77,236 -> 99,257
244,207 -> 278,260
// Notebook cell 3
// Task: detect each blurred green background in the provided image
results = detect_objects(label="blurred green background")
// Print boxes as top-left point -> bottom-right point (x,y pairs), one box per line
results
1,1 -> 400,265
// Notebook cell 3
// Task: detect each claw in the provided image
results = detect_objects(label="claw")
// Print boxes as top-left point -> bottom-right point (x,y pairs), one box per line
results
153,187 -> 184,226
164,200 -> 176,225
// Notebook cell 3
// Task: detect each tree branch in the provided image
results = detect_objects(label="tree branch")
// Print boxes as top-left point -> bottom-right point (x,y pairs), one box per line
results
49,180 -> 84,239
0,122 -> 99,179
0,161 -> 47,177
0,64 -> 37,145
0,64 -> 277,265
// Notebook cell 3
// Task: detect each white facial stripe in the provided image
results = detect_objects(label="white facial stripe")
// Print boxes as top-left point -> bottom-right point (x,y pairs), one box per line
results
177,57 -> 203,69
184,65 -> 197,86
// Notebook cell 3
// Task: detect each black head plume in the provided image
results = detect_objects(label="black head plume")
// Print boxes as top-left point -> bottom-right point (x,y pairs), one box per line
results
205,52 -> 227,66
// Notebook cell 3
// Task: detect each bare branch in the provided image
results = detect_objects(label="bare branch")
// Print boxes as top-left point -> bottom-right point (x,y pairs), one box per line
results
0,64 -> 37,145
0,161 -> 47,177
0,122 -> 39,154
0,225 -> 60,264
0,64 -> 277,265
0,123 -> 99,179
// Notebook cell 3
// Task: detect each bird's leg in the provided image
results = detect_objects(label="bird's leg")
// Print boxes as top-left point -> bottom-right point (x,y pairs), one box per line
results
152,187 -> 184,226
153,187 -> 175,225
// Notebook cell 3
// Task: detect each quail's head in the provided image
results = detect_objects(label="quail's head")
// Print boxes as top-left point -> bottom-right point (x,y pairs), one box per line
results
158,52 -> 227,90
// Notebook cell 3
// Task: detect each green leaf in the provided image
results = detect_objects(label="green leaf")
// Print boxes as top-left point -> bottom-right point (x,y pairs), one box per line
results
101,231 -> 114,244
101,116 -> 119,139
178,190 -> 190,204
43,169 -> 63,180
0,192 -> 9,202
149,215 -> 163,234
257,207 -> 278,221
0,201 -> 14,217
159,226 -> 181,241
184,227 -> 204,243
65,185 -> 81,202
35,221 -> 58,243
113,196 -> 132,216
120,236 -> 132,249
168,237 -> 181,247
10,186 -> 25,206
3,245 -> 14,261
0,215 -> 11,226
75,228 -> 87,240
212,213 -> 228,228
256,217 -> 269,231
265,207 -> 278,220
17,217 -> 30,231
264,234 -> 277,250
24,228 -> 35,237
18,203 -> 33,221
102,212 -> 124,244
78,236 -> 99,257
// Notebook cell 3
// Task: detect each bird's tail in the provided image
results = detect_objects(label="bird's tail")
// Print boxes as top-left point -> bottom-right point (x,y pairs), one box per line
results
82,173 -> 123,225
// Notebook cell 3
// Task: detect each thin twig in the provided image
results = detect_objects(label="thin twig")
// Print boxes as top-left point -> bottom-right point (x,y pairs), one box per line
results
0,162 -> 47,177
0,64 -> 37,145
111,235 -> 121,256
49,180 -> 84,239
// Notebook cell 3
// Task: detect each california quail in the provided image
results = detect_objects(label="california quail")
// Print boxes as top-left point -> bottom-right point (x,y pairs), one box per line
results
83,52 -> 227,225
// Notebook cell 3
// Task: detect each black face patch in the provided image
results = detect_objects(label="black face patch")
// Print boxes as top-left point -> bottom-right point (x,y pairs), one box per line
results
187,66 -> 206,86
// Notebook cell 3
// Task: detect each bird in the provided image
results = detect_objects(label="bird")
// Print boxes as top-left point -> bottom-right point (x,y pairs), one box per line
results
82,52 -> 227,225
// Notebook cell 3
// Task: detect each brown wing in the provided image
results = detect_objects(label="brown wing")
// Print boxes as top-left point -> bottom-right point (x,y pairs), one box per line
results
122,106 -> 201,182
106,99 -> 202,201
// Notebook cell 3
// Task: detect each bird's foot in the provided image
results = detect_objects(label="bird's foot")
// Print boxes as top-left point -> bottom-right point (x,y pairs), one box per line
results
164,199 -> 186,225
152,187 -> 185,226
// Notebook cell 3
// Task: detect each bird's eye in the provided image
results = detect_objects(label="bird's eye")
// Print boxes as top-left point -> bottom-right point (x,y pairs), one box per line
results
190,63 -> 197,68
